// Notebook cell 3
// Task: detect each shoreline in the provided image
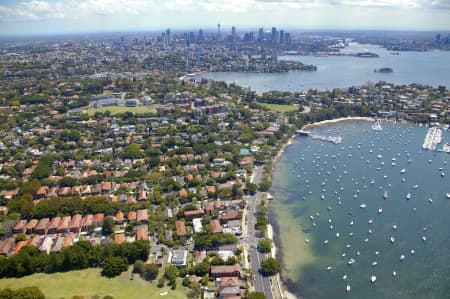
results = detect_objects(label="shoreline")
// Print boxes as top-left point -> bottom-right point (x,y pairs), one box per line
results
301,116 -> 374,130
267,116 -> 374,299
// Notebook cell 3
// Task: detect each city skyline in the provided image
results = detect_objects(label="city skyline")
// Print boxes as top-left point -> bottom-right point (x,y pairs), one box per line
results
0,0 -> 450,36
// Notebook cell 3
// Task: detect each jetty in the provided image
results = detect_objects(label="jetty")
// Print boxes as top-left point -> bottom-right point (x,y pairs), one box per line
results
422,127 -> 442,150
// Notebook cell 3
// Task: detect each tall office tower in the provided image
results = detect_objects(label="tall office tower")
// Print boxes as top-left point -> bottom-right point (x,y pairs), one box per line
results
218,23 -> 221,40
271,27 -> 277,43
166,28 -> 171,45
279,30 -> 284,44
198,29 -> 204,41
258,27 -> 264,42
231,26 -> 236,42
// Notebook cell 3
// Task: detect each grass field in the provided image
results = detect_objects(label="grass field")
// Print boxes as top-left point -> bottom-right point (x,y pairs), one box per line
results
0,268 -> 188,299
257,103 -> 299,112
85,106 -> 156,116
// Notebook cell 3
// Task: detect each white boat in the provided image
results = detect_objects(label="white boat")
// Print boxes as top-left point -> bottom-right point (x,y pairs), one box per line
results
400,254 -> 405,261
378,208 -> 383,214
336,233 -> 340,238
406,193 -> 411,200
400,168 -> 406,174
372,261 -> 378,267
342,275 -> 348,280
441,172 -> 445,177
390,236 -> 395,243
346,285 -> 351,292
422,236 -> 427,242
326,266 -> 332,271
393,271 -> 397,277
393,225 -> 398,230
323,240 -> 329,245
371,275 -> 377,283
348,258 -> 355,265
383,191 -> 388,199
428,198 -> 433,203
305,239 -> 309,244
446,193 -> 450,199
360,203 -> 367,209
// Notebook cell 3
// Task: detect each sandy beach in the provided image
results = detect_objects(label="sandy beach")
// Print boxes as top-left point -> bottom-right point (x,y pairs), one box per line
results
302,116 -> 374,130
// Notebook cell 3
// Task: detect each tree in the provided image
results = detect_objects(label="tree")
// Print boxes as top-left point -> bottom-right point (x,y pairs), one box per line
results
102,217 -> 114,235
260,257 -> 281,276
164,265 -> 179,282
248,292 -> 267,299
101,257 -> 128,278
143,264 -> 159,281
258,238 -> 272,253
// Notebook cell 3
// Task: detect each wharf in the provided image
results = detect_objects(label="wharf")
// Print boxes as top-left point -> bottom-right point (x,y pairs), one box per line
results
422,127 -> 442,150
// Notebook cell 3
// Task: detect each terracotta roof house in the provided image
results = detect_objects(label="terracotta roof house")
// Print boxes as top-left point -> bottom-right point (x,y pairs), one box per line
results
220,212 -> 240,225
13,240 -> 29,255
138,190 -> 147,201
175,220 -> 187,237
128,211 -> 137,221
114,232 -> 125,244
0,237 -> 16,256
35,218 -> 50,235
13,219 -> 27,234
47,217 -> 61,234
102,181 -> 111,193
59,187 -> 71,197
63,234 -> 74,248
26,219 -> 39,234
137,209 -> 148,223
210,264 -> 242,278
136,225 -> 148,241
69,214 -> 82,233
115,211 -> 125,224
219,276 -> 241,288
184,209 -> 204,221
210,219 -> 223,233
194,250 -> 207,264
35,186 -> 48,198
81,214 -> 93,232
39,236 -> 53,254
93,213 -> 104,226
57,216 -> 71,234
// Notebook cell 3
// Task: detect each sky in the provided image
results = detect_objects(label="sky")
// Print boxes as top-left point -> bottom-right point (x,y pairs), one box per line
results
0,0 -> 449,36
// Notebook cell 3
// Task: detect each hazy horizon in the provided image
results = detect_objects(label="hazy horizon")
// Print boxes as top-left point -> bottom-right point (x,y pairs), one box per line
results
0,0 -> 450,37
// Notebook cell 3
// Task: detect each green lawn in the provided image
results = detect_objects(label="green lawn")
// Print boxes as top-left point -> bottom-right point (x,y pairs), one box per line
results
85,106 -> 156,116
257,103 -> 299,112
0,268 -> 188,299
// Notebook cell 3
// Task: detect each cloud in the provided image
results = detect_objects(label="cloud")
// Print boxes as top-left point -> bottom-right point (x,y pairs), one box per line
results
0,0 -> 449,24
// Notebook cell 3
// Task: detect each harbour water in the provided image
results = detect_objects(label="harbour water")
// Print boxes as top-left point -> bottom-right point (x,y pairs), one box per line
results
271,121 -> 450,299
203,43 -> 450,93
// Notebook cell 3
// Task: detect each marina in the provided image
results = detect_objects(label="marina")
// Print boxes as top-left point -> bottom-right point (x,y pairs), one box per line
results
422,126 -> 442,150
272,120 -> 450,299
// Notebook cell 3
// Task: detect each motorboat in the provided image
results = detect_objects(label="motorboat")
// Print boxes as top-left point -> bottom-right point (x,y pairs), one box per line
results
371,275 -> 377,283
372,261 -> 378,267
406,193 -> 411,200
400,168 -> 406,174
346,285 -> 351,292
390,236 -> 395,243
400,254 -> 405,261
360,204 -> 367,209
383,191 -> 388,199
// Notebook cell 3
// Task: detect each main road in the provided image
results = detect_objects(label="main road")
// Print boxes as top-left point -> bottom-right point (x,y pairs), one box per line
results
244,165 -> 275,299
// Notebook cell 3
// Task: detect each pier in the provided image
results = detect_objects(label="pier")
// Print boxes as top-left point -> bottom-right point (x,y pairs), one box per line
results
422,127 -> 442,150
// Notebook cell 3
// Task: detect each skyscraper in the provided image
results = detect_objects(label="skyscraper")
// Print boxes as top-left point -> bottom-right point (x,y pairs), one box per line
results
217,23 -> 221,40
271,27 -> 277,43
231,26 -> 236,42
258,27 -> 264,42
280,30 -> 284,44
165,28 -> 171,46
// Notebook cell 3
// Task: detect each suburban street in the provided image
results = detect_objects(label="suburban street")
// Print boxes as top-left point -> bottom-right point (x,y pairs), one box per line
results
244,165 -> 275,299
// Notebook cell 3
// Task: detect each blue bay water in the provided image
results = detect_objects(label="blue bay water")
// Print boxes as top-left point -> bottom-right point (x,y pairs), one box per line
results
271,121 -> 450,299
203,43 -> 450,93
